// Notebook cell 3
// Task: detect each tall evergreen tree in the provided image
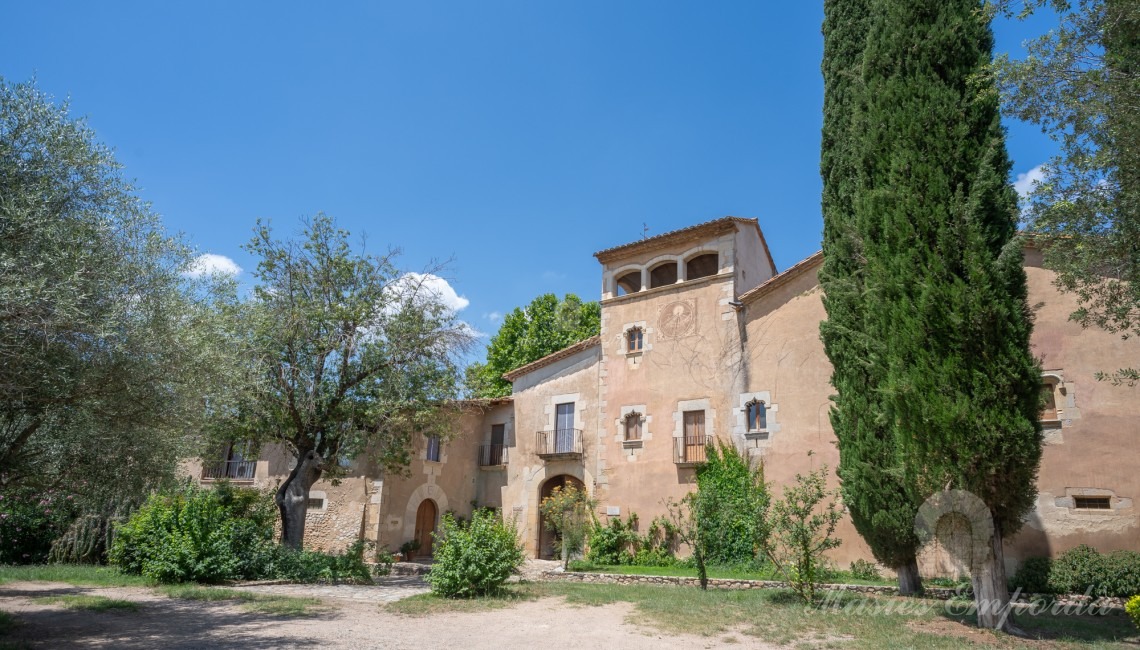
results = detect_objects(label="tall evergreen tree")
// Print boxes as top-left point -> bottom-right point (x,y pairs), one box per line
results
855,0 -> 1043,631
819,0 -> 925,595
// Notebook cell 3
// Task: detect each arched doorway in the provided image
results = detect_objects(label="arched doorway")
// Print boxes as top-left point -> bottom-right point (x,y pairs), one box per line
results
538,475 -> 585,559
414,499 -> 438,558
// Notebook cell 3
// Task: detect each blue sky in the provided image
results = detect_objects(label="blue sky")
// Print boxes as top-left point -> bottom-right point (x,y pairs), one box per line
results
2,1 -> 1057,344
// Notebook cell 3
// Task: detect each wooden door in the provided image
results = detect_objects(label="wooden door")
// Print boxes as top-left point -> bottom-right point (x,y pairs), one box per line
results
414,499 -> 437,557
683,410 -> 706,463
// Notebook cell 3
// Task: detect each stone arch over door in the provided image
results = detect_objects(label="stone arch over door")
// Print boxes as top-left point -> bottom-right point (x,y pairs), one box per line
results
402,483 -> 449,551
537,474 -> 586,560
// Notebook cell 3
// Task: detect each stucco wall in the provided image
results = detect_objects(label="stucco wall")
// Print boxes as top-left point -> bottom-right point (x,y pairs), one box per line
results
595,271 -> 743,533
506,346 -> 601,557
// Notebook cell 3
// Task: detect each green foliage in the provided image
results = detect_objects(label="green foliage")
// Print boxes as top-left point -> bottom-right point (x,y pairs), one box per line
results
110,482 -> 377,585
821,1 -> 1043,615
1009,556 -> 1054,594
760,463 -> 843,604
694,441 -> 769,565
539,484 -> 596,569
586,513 -> 677,567
267,540 -> 375,585
849,559 -> 881,582
228,214 -> 472,548
1127,595 -> 1140,630
466,293 -> 600,398
426,510 -> 525,598
996,1 -> 1140,385
0,487 -> 78,564
1009,546 -> 1140,598
109,482 -> 276,584
0,77 -> 238,518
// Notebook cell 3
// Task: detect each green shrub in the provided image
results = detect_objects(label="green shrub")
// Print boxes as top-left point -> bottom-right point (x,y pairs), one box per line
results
427,510 -> 524,598
694,442 -> 769,566
1126,595 -> 1140,630
1010,557 -> 1053,594
0,487 -> 79,564
267,540 -> 375,584
1010,547 -> 1140,598
586,513 -> 677,567
109,482 -> 276,583
849,559 -> 880,582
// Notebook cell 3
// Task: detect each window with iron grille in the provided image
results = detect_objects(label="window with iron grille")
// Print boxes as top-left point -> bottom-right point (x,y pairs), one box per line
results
1073,496 -> 1111,510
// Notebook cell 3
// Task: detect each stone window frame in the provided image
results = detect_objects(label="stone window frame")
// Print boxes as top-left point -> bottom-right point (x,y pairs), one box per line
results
306,490 -> 328,513
615,320 -> 652,357
626,326 -> 645,354
544,393 -> 585,434
423,435 -> 444,464
616,404 -> 652,453
733,392 -> 780,442
1055,487 -> 1132,513
745,398 -> 768,434
673,398 -> 714,443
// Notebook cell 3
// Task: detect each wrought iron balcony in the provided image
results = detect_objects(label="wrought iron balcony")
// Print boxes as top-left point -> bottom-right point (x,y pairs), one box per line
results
536,429 -> 583,460
478,443 -> 508,467
674,435 -> 710,466
201,460 -> 257,481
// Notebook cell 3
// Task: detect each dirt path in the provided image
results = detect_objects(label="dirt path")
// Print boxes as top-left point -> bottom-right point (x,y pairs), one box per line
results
0,581 -> 774,649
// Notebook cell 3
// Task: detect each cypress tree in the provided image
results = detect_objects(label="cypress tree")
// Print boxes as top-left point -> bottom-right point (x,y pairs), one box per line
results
855,0 -> 1042,630
819,0 -> 925,594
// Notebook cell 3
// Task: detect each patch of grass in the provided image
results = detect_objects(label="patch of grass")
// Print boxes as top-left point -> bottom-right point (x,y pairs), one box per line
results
387,583 -> 542,616
158,585 -> 325,617
538,582 -> 1139,649
565,562 -> 894,586
33,595 -> 139,612
0,565 -> 152,588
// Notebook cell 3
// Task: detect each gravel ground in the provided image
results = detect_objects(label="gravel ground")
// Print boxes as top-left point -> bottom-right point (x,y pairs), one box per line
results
0,570 -> 772,649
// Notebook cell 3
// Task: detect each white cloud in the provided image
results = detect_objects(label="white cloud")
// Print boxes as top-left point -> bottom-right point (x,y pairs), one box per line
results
388,273 -> 470,313
1014,164 -> 1047,199
541,270 -> 567,281
485,311 -> 502,322
186,253 -> 241,278
458,322 -> 487,339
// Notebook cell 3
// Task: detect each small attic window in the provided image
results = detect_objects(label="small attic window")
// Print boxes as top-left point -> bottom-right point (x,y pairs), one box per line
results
616,271 -> 642,296
649,262 -> 678,288
686,253 -> 718,281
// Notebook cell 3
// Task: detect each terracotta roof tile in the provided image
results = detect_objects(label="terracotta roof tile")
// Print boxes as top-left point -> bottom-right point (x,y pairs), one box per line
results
593,216 -> 760,262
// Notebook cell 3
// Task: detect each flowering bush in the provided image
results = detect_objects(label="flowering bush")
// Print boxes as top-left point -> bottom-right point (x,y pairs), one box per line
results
1126,595 -> 1140,630
0,487 -> 78,564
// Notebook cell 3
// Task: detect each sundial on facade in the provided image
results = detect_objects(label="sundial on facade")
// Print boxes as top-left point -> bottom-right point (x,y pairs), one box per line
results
658,300 -> 696,339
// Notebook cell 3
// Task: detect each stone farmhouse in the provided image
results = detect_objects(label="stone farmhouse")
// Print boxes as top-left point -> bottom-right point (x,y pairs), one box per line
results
188,217 -> 1139,573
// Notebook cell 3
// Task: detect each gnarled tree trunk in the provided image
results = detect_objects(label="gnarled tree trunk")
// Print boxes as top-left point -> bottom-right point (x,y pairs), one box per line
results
971,525 -> 1020,634
276,449 -> 324,550
896,556 -> 922,596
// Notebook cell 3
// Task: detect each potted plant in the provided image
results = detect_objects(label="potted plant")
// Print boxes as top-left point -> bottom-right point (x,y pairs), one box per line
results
400,539 -> 421,562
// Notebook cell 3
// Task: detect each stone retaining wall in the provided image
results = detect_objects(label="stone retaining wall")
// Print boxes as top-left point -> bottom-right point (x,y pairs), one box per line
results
542,571 -> 1127,609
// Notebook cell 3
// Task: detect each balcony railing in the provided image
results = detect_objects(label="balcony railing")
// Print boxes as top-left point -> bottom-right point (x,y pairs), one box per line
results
201,460 -> 257,481
478,444 -> 508,467
536,429 -> 583,460
674,435 -> 710,466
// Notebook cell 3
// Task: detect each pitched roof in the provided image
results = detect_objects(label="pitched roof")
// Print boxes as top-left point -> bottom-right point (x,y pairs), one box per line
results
593,216 -> 769,265
501,335 -> 601,382
737,250 -> 823,305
